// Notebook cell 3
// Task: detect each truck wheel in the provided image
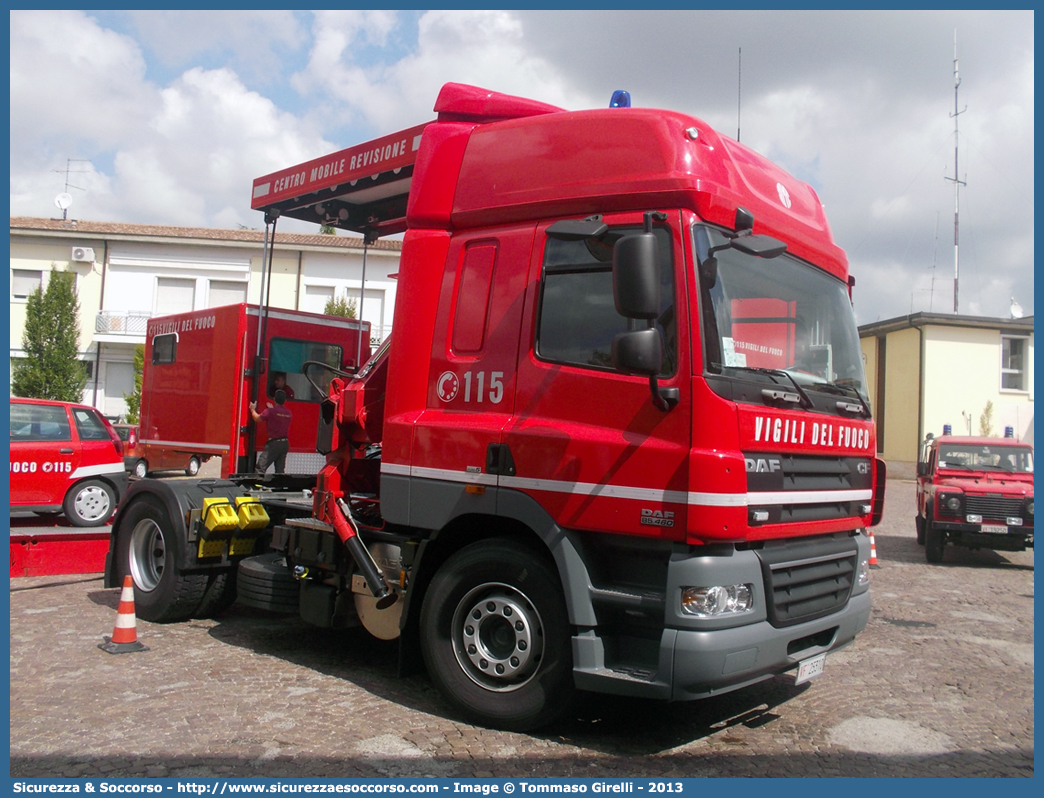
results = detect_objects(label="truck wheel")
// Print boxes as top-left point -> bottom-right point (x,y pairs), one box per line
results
194,569 -> 238,618
117,497 -> 207,622
63,479 -> 116,527
915,515 -> 925,545
185,456 -> 201,477
236,554 -> 300,613
419,539 -> 574,732
925,521 -> 946,564
133,459 -> 148,479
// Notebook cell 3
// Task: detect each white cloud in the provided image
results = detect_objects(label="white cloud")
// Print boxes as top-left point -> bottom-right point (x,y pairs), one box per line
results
10,11 -> 157,158
291,10 -> 593,135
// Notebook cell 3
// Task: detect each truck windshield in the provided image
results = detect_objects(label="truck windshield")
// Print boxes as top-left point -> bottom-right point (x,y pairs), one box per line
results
693,225 -> 868,402
938,444 -> 1034,473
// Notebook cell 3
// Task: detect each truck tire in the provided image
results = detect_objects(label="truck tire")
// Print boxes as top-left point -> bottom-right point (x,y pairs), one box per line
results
116,496 -> 208,622
925,520 -> 946,564
419,539 -> 574,732
915,515 -> 925,545
185,456 -> 201,477
236,554 -> 300,613
63,479 -> 116,527
194,569 -> 238,618
133,459 -> 148,480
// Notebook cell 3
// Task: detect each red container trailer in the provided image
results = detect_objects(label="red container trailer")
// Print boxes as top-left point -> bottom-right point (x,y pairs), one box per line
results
107,83 -> 884,731
138,303 -> 370,479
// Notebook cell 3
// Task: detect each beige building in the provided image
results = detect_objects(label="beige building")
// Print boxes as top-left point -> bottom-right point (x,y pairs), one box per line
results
10,217 -> 401,419
860,312 -> 1034,477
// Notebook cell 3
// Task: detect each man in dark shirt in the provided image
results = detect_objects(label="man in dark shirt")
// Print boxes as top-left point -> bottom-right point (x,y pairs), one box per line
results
271,372 -> 295,401
250,389 -> 292,474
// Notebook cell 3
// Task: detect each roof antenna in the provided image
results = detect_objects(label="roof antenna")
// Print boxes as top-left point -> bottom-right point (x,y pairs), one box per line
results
737,47 -> 742,142
945,30 -> 967,314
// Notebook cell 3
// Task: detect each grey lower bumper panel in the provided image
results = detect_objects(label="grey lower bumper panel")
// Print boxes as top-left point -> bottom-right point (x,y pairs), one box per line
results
572,590 -> 871,700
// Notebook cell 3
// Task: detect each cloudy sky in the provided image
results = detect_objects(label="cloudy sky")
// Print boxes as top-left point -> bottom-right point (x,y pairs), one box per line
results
9,10 -> 1034,323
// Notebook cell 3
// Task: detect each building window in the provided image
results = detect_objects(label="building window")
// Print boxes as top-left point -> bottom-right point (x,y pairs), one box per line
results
304,285 -> 334,314
1001,336 -> 1027,391
208,279 -> 247,308
12,269 -> 42,300
156,277 -> 196,314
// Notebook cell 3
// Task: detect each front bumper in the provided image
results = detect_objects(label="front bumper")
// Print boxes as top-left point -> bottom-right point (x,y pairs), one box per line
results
572,531 -> 873,700
933,520 -> 1033,551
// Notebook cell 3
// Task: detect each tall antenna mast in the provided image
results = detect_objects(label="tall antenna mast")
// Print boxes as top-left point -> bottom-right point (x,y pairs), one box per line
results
945,30 -> 967,314
737,47 -> 742,142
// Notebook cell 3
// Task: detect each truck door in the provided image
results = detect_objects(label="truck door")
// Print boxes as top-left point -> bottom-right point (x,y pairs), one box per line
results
503,212 -> 692,538
412,224 -> 533,495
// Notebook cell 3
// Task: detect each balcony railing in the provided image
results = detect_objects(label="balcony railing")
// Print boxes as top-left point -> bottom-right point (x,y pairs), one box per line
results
96,311 -> 151,336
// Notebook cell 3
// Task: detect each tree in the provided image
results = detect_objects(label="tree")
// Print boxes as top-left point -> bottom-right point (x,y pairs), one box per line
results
324,296 -> 357,318
12,268 -> 88,402
123,344 -> 145,423
979,400 -> 995,437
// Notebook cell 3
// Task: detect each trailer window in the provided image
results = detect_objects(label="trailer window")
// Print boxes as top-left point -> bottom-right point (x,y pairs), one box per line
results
536,224 -> 675,374
152,334 -> 178,365
268,338 -> 344,403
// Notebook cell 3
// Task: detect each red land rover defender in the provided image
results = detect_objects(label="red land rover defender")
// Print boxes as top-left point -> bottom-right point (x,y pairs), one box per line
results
916,433 -> 1034,563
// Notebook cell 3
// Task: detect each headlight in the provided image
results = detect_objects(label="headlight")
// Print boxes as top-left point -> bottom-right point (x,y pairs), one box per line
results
1027,499 -> 1034,516
938,492 -> 963,515
857,558 -> 870,585
681,584 -> 754,617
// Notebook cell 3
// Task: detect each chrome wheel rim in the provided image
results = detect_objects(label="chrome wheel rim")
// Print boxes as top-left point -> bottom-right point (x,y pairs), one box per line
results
128,518 -> 165,592
451,582 -> 544,692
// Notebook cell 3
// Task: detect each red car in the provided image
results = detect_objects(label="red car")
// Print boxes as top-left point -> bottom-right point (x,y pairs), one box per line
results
916,434 -> 1034,563
10,398 -> 129,526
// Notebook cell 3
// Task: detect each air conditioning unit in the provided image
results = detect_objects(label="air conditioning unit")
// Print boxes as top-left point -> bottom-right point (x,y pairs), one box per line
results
71,246 -> 95,263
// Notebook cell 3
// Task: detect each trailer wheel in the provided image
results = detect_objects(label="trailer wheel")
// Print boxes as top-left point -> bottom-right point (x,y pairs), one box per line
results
116,496 -> 207,622
420,539 -> 574,732
915,515 -> 925,545
63,479 -> 116,527
925,520 -> 946,564
185,456 -> 201,477
236,554 -> 300,613
133,459 -> 148,479
194,569 -> 238,618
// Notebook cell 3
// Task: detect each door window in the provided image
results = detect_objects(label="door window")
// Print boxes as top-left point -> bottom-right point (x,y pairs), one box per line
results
10,403 -> 71,442
72,407 -> 111,441
536,224 -> 675,374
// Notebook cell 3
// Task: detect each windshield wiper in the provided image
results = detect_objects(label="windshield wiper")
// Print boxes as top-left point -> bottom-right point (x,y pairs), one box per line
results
739,366 -> 813,409
789,378 -> 872,418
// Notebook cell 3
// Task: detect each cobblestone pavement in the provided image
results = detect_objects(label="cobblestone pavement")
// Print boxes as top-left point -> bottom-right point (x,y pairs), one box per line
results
10,480 -> 1033,778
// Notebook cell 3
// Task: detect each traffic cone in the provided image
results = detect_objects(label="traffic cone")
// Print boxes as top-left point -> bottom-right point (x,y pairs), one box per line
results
868,530 -> 881,569
98,575 -> 149,654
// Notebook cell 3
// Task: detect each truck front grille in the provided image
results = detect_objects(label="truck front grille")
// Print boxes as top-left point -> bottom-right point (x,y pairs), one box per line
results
756,533 -> 858,628
964,495 -> 1027,520
744,453 -> 873,524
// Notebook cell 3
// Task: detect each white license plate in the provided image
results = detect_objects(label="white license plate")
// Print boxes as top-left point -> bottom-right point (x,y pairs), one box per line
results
981,524 -> 1008,535
795,652 -> 826,685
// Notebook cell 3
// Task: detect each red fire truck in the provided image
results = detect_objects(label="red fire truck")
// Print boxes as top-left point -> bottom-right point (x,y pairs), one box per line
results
106,83 -> 883,731
136,303 -> 370,479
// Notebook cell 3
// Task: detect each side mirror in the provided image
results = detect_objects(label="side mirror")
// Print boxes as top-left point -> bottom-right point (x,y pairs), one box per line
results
612,232 -> 660,320
611,328 -> 663,376
732,234 -> 787,259
916,462 -> 928,477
